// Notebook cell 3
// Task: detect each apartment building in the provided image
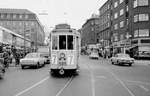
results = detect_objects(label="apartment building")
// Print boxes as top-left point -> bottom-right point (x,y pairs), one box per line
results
0,8 -> 45,48
99,0 -> 150,57
81,15 -> 99,46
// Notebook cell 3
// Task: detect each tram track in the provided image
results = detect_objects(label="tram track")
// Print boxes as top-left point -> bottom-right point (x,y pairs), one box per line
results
55,75 -> 74,96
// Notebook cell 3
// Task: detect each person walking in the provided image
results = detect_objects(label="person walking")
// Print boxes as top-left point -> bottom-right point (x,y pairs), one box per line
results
15,52 -> 20,66
3,51 -> 9,68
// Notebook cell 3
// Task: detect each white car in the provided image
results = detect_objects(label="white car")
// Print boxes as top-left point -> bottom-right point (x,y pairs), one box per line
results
20,52 -> 47,69
110,53 -> 134,66
89,51 -> 99,59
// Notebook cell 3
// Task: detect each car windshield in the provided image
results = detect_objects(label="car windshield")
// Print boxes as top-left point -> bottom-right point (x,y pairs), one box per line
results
117,54 -> 130,58
25,53 -> 40,58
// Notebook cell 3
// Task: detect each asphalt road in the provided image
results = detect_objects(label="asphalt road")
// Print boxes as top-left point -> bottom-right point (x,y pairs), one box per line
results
0,55 -> 150,96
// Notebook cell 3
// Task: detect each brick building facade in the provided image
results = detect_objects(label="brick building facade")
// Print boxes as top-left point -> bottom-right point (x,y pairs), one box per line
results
81,15 -> 99,46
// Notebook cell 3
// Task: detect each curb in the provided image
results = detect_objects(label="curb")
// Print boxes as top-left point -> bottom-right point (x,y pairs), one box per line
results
134,60 -> 150,66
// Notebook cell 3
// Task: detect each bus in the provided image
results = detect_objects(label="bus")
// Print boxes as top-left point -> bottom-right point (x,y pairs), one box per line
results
50,24 -> 80,75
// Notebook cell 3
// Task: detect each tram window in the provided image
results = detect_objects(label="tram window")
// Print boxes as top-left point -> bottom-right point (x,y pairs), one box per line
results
59,35 -> 66,50
67,35 -> 73,50
52,36 -> 58,50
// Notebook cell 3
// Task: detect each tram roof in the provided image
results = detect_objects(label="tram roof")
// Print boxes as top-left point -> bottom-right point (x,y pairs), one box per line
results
51,28 -> 80,36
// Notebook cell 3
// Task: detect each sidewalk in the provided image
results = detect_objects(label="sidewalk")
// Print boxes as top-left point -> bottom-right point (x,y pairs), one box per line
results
134,60 -> 150,66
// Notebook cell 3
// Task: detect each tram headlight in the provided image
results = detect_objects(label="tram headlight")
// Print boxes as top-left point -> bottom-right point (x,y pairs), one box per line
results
60,53 -> 65,58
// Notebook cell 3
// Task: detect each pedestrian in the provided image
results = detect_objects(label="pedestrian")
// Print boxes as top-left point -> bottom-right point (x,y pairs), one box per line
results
15,52 -> 20,66
3,51 -> 9,68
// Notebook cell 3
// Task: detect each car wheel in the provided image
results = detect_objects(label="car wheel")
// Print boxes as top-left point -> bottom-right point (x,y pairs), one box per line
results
117,61 -> 120,65
0,70 -> 4,79
21,65 -> 24,69
36,62 -> 40,68
112,61 -> 114,65
129,63 -> 132,66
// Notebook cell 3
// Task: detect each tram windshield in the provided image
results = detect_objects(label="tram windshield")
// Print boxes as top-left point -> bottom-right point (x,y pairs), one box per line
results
52,35 -> 58,50
59,35 -> 66,49
67,35 -> 73,50
52,35 -> 74,50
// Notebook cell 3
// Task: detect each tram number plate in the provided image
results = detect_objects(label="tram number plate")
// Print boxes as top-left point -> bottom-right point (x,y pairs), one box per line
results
59,62 -> 66,66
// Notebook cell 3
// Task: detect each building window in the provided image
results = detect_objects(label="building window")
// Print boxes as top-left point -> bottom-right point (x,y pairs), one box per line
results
138,0 -> 149,6
126,5 -> 129,12
134,15 -> 138,22
120,34 -> 124,40
133,0 -> 149,8
91,21 -> 94,25
7,14 -> 10,19
139,29 -> 149,37
114,24 -> 118,30
114,1 -> 118,8
126,18 -> 129,25
12,22 -> 16,26
31,22 -> 35,26
120,9 -> 124,16
133,0 -> 138,8
25,15 -> 29,19
120,0 -> 124,4
108,4 -> 110,9
114,33 -> 118,41
120,21 -> 124,28
1,14 -> 4,18
107,14 -> 110,19
134,29 -> 149,37
134,14 -> 149,22
13,14 -> 16,19
19,22 -> 22,26
114,12 -> 118,19
19,14 -> 22,19
91,27 -> 94,31
139,14 -> 149,21
134,30 -> 139,37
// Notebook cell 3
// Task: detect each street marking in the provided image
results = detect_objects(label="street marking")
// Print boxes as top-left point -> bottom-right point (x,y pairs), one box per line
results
86,63 -> 95,96
107,69 -> 135,96
139,85 -> 149,92
126,80 -> 150,85
91,71 -> 96,96
14,76 -> 49,96
95,76 -> 106,79
55,76 -> 73,96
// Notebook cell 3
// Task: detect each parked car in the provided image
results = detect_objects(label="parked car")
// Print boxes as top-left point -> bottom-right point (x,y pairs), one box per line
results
89,50 -> 99,59
0,58 -> 5,79
20,52 -> 47,69
40,53 -> 50,64
110,53 -> 134,66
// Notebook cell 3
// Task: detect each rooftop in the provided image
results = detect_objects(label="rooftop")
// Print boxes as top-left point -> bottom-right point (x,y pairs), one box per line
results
0,8 -> 34,14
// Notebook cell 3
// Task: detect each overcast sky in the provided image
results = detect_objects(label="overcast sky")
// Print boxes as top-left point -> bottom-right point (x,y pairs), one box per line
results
0,0 -> 107,30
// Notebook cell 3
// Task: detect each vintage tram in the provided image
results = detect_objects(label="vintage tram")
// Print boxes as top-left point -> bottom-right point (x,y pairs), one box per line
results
49,24 -> 80,75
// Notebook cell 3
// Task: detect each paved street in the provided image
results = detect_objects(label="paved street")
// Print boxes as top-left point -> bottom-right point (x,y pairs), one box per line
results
0,55 -> 150,96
